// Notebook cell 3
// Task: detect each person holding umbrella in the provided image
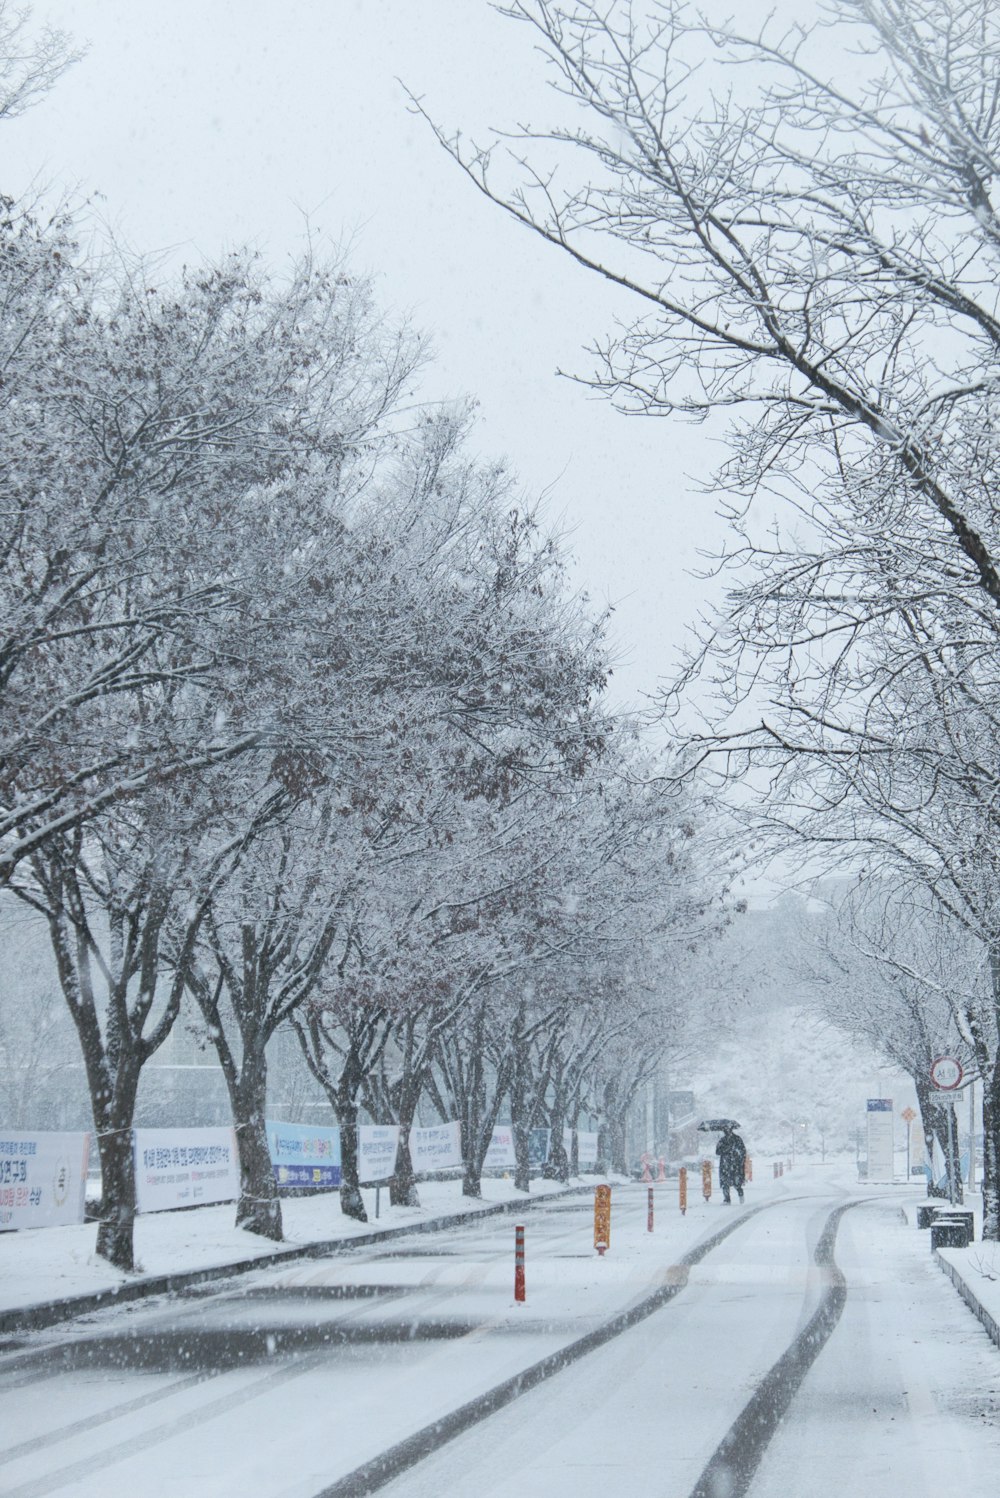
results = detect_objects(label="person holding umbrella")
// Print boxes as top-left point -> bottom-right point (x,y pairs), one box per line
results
699,1118 -> 747,1205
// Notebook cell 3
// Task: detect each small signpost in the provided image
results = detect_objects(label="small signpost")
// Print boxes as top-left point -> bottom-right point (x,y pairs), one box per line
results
594,1184 -> 611,1255
930,1057 -> 964,1204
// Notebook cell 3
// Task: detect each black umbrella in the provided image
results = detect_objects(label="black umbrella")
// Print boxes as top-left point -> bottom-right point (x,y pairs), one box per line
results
698,1118 -> 741,1132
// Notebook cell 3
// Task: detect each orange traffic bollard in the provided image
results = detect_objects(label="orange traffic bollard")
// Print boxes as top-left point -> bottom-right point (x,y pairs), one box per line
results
641,1152 -> 653,1183
656,1156 -> 667,1183
679,1166 -> 687,1215
594,1183 -> 611,1255
514,1224 -> 525,1302
702,1159 -> 712,1201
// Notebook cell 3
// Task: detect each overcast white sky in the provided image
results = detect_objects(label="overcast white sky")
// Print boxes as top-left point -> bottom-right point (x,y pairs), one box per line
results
4,1 -> 808,708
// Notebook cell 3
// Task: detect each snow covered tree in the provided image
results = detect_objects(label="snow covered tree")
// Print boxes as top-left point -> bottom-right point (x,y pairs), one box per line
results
8,772 -> 256,1269
429,1 -> 1000,626
426,0 -> 1000,1238
0,232 -> 419,879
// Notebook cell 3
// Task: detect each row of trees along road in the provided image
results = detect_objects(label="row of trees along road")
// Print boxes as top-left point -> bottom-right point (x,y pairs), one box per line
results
436,0 -> 1000,1239
0,12 -> 730,1270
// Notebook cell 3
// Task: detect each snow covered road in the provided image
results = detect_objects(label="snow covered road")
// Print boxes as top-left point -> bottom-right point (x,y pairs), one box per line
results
3,1180 -> 999,1498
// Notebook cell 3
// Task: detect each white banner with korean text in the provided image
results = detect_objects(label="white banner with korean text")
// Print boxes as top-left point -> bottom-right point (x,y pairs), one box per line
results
483,1125 -> 516,1169
0,1132 -> 90,1231
576,1130 -> 599,1167
409,1121 -> 462,1172
134,1127 -> 239,1214
357,1125 -> 400,1182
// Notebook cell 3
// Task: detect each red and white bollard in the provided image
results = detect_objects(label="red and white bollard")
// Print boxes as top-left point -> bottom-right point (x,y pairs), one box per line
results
647,1185 -> 654,1232
514,1224 -> 525,1302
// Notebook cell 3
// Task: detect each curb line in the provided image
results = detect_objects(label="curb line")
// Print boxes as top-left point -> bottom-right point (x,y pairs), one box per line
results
0,1185 -> 593,1338
934,1248 -> 1000,1353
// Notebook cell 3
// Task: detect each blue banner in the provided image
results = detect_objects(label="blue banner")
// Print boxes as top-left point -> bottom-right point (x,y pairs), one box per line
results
528,1127 -> 551,1166
267,1121 -> 341,1189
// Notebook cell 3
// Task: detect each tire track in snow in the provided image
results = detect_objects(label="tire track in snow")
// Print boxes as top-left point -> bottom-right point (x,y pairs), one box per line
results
311,1198 -> 786,1498
686,1200 -> 855,1498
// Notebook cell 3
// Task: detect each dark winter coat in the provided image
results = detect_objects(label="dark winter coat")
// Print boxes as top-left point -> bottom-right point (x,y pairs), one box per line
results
716,1130 -> 747,1189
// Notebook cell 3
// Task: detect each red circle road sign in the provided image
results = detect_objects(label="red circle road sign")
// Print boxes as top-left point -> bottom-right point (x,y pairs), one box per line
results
930,1056 -> 964,1090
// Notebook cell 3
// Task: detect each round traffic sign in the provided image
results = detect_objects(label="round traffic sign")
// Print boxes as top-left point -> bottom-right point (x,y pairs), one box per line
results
930,1056 -> 963,1090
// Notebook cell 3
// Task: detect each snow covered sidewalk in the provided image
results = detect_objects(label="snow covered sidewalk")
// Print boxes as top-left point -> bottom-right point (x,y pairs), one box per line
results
932,1214 -> 1000,1352
0,1176 -> 590,1329
900,1191 -> 1000,1354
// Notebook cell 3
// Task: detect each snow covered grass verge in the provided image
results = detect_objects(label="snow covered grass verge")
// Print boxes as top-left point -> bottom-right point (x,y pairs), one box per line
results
0,1175 -> 587,1326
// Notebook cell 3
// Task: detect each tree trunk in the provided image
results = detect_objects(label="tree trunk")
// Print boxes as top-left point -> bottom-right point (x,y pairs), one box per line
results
915,1078 -> 949,1198
390,1127 -> 419,1208
982,950 -> 1000,1241
542,1083 -> 570,1183
461,1003 -> 488,1199
388,1076 -> 423,1208
513,1120 -> 531,1193
983,1056 -> 1000,1239
510,1027 -> 532,1193
608,1109 -> 628,1175
338,1096 -> 367,1222
95,1113 -> 138,1270
233,1050 -> 283,1241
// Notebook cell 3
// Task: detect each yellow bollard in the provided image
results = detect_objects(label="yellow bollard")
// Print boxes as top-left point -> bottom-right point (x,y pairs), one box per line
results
701,1158 -> 712,1201
679,1165 -> 687,1216
594,1183 -> 611,1255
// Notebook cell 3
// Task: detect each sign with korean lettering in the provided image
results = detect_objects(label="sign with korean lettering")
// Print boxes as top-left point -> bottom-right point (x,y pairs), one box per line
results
267,1121 -> 341,1189
0,1132 -> 90,1231
866,1099 -> 894,1183
577,1130 -> 599,1167
357,1125 -> 400,1182
483,1125 -> 516,1170
409,1121 -> 462,1172
133,1127 -> 239,1213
